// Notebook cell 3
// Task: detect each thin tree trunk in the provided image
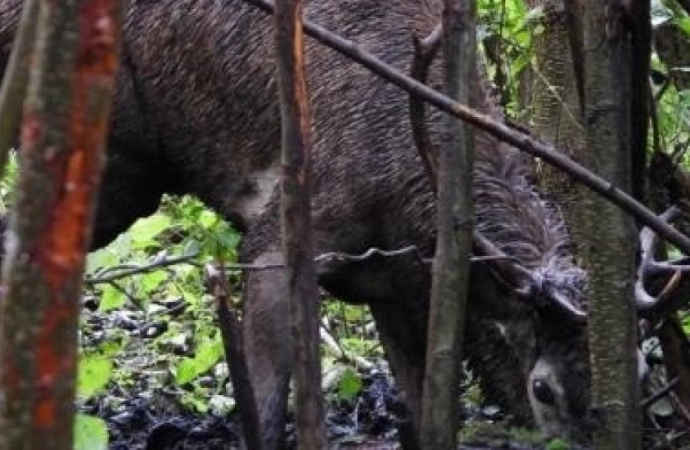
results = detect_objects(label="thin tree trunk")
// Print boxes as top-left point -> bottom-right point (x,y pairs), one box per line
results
0,0 -> 38,169
0,1 -> 123,449
273,0 -> 327,447
420,0 -> 474,448
582,1 -> 641,448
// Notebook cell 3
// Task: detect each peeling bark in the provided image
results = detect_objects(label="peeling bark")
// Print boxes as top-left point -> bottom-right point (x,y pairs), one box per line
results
0,1 -> 122,449
273,0 -> 327,447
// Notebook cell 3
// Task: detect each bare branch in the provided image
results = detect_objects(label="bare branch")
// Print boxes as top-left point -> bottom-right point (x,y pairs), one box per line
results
675,0 -> 690,17
409,23 -> 442,192
316,245 -> 428,264
319,322 -> 373,371
641,377 -> 679,409
205,263 -> 265,450
85,252 -> 201,285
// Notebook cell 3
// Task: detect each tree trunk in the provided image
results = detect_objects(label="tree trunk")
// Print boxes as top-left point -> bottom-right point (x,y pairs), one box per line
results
582,1 -> 642,448
528,0 -> 588,256
0,1 -> 123,449
420,0 -> 475,448
273,0 -> 327,447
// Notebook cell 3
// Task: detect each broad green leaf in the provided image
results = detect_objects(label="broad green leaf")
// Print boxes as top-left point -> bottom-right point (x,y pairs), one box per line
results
337,367 -> 362,401
175,358 -> 198,385
174,336 -> 224,385
98,284 -> 125,312
78,355 -> 113,399
139,271 -> 167,295
129,214 -> 172,248
86,248 -> 118,274
74,414 -> 108,450
198,209 -> 221,228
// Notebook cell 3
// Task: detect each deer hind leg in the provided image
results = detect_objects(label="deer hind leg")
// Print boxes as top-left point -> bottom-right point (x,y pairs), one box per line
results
242,250 -> 292,450
369,299 -> 427,450
320,255 -> 430,450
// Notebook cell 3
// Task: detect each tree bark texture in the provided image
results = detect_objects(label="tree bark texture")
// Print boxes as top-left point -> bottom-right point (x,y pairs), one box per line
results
273,0 -> 327,448
582,1 -> 642,449
0,1 -> 122,449
420,0 -> 475,448
529,0 -> 588,257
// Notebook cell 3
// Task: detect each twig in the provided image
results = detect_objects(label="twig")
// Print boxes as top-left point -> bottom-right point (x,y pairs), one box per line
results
669,389 -> 690,425
641,376 -> 680,409
205,262 -> 265,450
675,0 -> 690,18
320,322 -> 373,371
85,252 -> 201,285
315,245 -> 428,264
409,23 -> 442,193
0,0 -> 38,170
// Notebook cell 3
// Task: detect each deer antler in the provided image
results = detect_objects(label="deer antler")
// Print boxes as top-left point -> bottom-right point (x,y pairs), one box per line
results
407,23 -> 587,323
635,206 -> 690,313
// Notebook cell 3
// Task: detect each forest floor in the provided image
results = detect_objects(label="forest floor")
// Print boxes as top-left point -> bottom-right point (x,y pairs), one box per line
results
80,296 -> 580,450
78,270 -> 682,450
84,365 -> 566,450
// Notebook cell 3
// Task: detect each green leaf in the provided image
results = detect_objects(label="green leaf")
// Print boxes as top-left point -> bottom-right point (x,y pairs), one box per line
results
74,414 -> 109,450
676,17 -> 690,35
175,358 -> 199,385
139,271 -> 167,296
86,248 -> 118,274
337,367 -> 362,401
129,214 -> 172,249
174,335 -> 224,385
179,392 -> 210,414
196,336 -> 225,367
98,284 -> 125,312
78,355 -> 113,400
545,438 -> 571,450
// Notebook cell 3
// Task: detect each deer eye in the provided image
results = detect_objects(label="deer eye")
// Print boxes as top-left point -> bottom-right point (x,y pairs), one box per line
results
532,379 -> 555,405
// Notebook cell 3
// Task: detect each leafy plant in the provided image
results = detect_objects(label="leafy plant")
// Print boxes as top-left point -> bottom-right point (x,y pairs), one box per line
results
78,194 -> 242,416
74,414 -> 109,450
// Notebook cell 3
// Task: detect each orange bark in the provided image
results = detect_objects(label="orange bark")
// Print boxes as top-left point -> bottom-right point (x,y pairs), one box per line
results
0,1 -> 122,448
